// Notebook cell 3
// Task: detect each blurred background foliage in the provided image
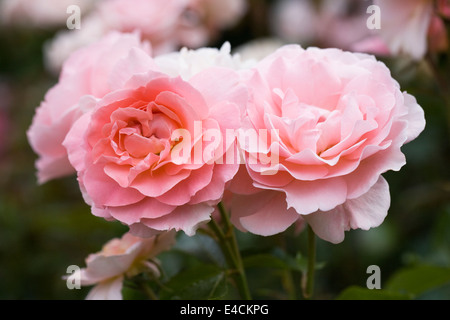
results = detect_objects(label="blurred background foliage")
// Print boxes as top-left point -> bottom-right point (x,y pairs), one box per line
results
0,0 -> 449,300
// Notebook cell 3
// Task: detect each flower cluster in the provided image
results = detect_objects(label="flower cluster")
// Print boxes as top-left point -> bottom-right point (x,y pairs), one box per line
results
28,31 -> 426,248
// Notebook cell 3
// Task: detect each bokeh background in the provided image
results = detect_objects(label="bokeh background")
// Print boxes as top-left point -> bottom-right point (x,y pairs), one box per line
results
0,0 -> 449,300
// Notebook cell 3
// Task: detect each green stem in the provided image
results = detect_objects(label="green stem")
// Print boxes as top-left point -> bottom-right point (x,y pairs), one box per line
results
139,281 -> 158,300
302,225 -> 316,299
209,202 -> 252,300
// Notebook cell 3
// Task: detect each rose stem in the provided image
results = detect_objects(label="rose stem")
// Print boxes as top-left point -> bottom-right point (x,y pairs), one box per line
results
209,202 -> 252,300
302,225 -> 316,300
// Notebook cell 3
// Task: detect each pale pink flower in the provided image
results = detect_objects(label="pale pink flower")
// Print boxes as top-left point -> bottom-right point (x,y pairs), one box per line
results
271,0 -> 372,51
177,0 -> 248,48
154,42 -> 246,80
71,231 -> 176,300
96,0 -> 189,55
358,0 -> 449,59
270,0 -> 317,45
28,32 -> 151,184
375,0 -> 434,60
231,45 -> 426,243
44,0 -> 187,73
62,39 -> 247,236
44,0 -> 247,74
0,0 -> 96,28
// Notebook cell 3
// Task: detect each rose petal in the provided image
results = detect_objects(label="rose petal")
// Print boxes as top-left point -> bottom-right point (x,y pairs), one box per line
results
304,176 -> 390,243
230,190 -> 300,236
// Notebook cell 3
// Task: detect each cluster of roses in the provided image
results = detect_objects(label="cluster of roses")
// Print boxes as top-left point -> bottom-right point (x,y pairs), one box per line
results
27,32 -> 425,298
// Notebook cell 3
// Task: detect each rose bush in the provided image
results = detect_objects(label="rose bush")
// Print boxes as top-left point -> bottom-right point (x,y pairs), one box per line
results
230,45 -> 426,243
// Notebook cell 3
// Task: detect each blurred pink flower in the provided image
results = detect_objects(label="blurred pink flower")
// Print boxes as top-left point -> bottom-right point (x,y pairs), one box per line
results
0,0 -> 96,28
231,45 -> 426,243
177,0 -> 248,48
438,0 -> 450,17
271,0 -> 372,50
96,0 -> 189,54
70,231 -> 176,300
44,0 -> 247,74
356,0 -> 449,60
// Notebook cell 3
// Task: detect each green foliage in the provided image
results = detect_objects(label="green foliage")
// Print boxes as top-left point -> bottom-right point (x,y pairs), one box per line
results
161,264 -> 228,300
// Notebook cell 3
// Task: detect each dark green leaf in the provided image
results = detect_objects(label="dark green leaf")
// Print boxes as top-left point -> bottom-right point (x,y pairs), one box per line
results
386,265 -> 450,297
161,264 -> 227,300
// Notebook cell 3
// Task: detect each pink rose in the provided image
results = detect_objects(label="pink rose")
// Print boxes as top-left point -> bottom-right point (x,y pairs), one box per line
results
27,32 -> 152,184
231,45 -> 425,243
69,231 -> 176,300
63,40 -> 247,236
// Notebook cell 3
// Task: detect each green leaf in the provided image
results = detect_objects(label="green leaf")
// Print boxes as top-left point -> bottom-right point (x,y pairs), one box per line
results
173,233 -> 226,267
336,286 -> 412,300
385,265 -> 450,298
161,264 -> 228,300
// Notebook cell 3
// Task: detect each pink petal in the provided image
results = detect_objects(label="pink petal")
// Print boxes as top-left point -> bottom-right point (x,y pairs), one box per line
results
138,203 -> 215,236
155,164 -> 215,206
63,107 -> 95,172
85,276 -> 124,300
227,164 -> 261,196
304,176 -> 390,243
108,47 -> 159,92
83,163 -> 146,207
189,67 -> 248,116
130,167 -> 191,198
190,162 -> 240,204
108,198 -> 176,225
402,93 -> 426,143
230,190 -> 300,236
264,177 -> 348,215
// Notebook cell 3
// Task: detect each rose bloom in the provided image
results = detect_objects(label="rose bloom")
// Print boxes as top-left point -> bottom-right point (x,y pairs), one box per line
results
69,231 -> 176,300
59,36 -> 247,236
28,32 -> 152,184
230,45 -> 426,244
